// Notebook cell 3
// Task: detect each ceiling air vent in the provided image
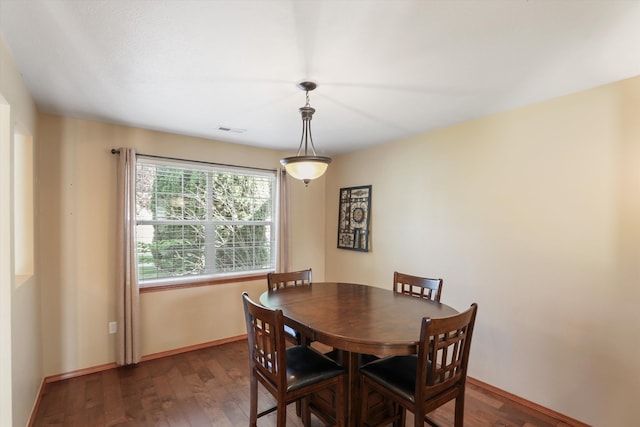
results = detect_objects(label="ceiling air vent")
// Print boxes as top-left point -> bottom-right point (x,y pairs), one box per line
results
217,126 -> 246,133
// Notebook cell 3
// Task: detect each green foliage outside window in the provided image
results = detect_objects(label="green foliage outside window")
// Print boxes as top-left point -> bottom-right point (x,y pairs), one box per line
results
135,159 -> 276,284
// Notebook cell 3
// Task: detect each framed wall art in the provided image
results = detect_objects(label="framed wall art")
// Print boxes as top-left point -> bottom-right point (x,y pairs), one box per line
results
337,185 -> 372,252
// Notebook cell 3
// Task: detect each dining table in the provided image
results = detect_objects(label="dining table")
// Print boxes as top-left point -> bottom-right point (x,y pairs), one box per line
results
259,281 -> 459,426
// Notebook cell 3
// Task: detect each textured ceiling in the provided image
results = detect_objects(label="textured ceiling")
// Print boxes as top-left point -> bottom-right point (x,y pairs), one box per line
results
2,0 -> 640,156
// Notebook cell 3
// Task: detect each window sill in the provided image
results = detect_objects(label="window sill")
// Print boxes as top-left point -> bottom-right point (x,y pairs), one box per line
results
140,273 -> 268,293
15,274 -> 34,288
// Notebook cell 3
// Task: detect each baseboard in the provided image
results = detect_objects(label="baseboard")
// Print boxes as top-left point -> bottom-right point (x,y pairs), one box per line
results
44,361 -> 119,383
140,334 -> 247,362
30,339 -> 588,427
467,377 -> 592,427
42,334 -> 247,384
29,334 -> 247,426
27,378 -> 45,427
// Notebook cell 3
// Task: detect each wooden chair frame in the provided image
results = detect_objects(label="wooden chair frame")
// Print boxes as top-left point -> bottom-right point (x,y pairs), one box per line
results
267,269 -> 313,345
360,303 -> 478,427
242,292 -> 345,427
267,268 -> 313,291
393,271 -> 443,302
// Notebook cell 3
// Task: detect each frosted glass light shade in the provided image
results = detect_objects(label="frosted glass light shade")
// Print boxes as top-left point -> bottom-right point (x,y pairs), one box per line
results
281,155 -> 331,185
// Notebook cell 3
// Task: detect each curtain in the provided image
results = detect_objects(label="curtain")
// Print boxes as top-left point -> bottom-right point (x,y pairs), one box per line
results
277,168 -> 289,272
115,148 -> 140,365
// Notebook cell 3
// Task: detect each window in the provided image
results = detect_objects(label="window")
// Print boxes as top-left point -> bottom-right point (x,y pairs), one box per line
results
135,156 -> 278,287
13,128 -> 34,286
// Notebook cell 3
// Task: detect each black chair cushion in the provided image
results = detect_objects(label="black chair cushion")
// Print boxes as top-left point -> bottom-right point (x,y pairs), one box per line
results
360,355 -> 431,403
361,353 -> 380,364
286,346 -> 345,392
324,348 -> 340,361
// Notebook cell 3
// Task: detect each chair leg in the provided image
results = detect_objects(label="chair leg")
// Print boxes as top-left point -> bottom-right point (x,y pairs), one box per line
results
414,406 -> 422,427
396,406 -> 406,427
249,374 -> 258,427
277,398 -> 288,427
301,396 -> 312,426
454,394 -> 465,427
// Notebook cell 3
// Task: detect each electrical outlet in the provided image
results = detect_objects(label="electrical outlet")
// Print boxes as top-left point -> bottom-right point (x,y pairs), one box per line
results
108,321 -> 117,334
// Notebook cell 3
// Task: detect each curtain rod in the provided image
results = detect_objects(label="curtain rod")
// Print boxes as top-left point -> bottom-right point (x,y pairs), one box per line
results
111,148 -> 277,173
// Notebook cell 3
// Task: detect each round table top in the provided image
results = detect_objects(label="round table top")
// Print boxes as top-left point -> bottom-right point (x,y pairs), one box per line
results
260,281 -> 459,356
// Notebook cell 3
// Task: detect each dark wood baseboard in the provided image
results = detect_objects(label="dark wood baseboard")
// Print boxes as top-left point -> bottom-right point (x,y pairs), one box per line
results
139,334 -> 247,362
44,361 -> 119,384
30,335 -> 247,427
27,378 -> 45,427
42,334 -> 247,384
30,337 -> 589,427
467,377 -> 591,427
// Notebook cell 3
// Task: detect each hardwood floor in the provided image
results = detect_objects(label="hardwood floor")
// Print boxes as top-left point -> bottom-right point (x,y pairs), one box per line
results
31,340 -> 576,426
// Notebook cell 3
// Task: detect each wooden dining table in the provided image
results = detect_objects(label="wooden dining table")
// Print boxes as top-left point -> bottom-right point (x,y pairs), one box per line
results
259,281 -> 459,426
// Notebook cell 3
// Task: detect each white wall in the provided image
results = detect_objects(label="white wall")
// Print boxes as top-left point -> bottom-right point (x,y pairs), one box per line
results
325,77 -> 640,427
36,113 -> 327,372
0,36 -> 40,427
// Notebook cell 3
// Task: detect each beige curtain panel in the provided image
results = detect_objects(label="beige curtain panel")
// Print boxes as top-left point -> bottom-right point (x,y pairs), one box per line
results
277,168 -> 289,273
115,147 -> 141,365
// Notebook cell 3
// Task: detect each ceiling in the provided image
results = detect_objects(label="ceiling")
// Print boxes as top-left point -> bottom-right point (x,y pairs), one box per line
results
2,1 -> 640,156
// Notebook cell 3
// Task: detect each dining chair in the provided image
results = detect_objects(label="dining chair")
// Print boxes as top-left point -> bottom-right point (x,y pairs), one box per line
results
241,292 -> 345,427
393,271 -> 443,302
359,303 -> 478,427
267,269 -> 326,418
267,269 -> 313,345
267,268 -> 313,291
359,272 -> 443,365
355,270 -> 445,424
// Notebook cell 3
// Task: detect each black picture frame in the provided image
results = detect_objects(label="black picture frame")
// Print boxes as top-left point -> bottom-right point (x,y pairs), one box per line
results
337,185 -> 372,252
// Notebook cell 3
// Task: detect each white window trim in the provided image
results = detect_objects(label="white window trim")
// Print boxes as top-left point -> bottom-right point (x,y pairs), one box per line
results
135,155 -> 279,288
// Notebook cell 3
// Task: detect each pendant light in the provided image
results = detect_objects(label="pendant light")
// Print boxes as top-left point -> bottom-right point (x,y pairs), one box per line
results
280,81 -> 332,186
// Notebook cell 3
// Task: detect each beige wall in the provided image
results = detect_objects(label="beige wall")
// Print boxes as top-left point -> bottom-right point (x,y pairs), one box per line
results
325,76 -> 640,427
8,26 -> 639,425
36,113 -> 327,371
0,36 -> 41,427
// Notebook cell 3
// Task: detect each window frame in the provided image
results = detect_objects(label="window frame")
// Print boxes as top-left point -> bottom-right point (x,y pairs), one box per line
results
135,155 -> 279,289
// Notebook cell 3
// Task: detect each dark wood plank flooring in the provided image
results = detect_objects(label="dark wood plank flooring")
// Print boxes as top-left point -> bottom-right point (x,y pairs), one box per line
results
31,340 -> 574,426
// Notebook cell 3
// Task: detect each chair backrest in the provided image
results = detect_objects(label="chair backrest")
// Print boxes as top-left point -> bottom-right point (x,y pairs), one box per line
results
241,292 -> 287,388
267,268 -> 312,292
393,271 -> 443,302
415,303 -> 478,402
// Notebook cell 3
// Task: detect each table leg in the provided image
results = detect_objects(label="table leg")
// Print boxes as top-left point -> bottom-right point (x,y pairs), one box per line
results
343,350 -> 361,426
